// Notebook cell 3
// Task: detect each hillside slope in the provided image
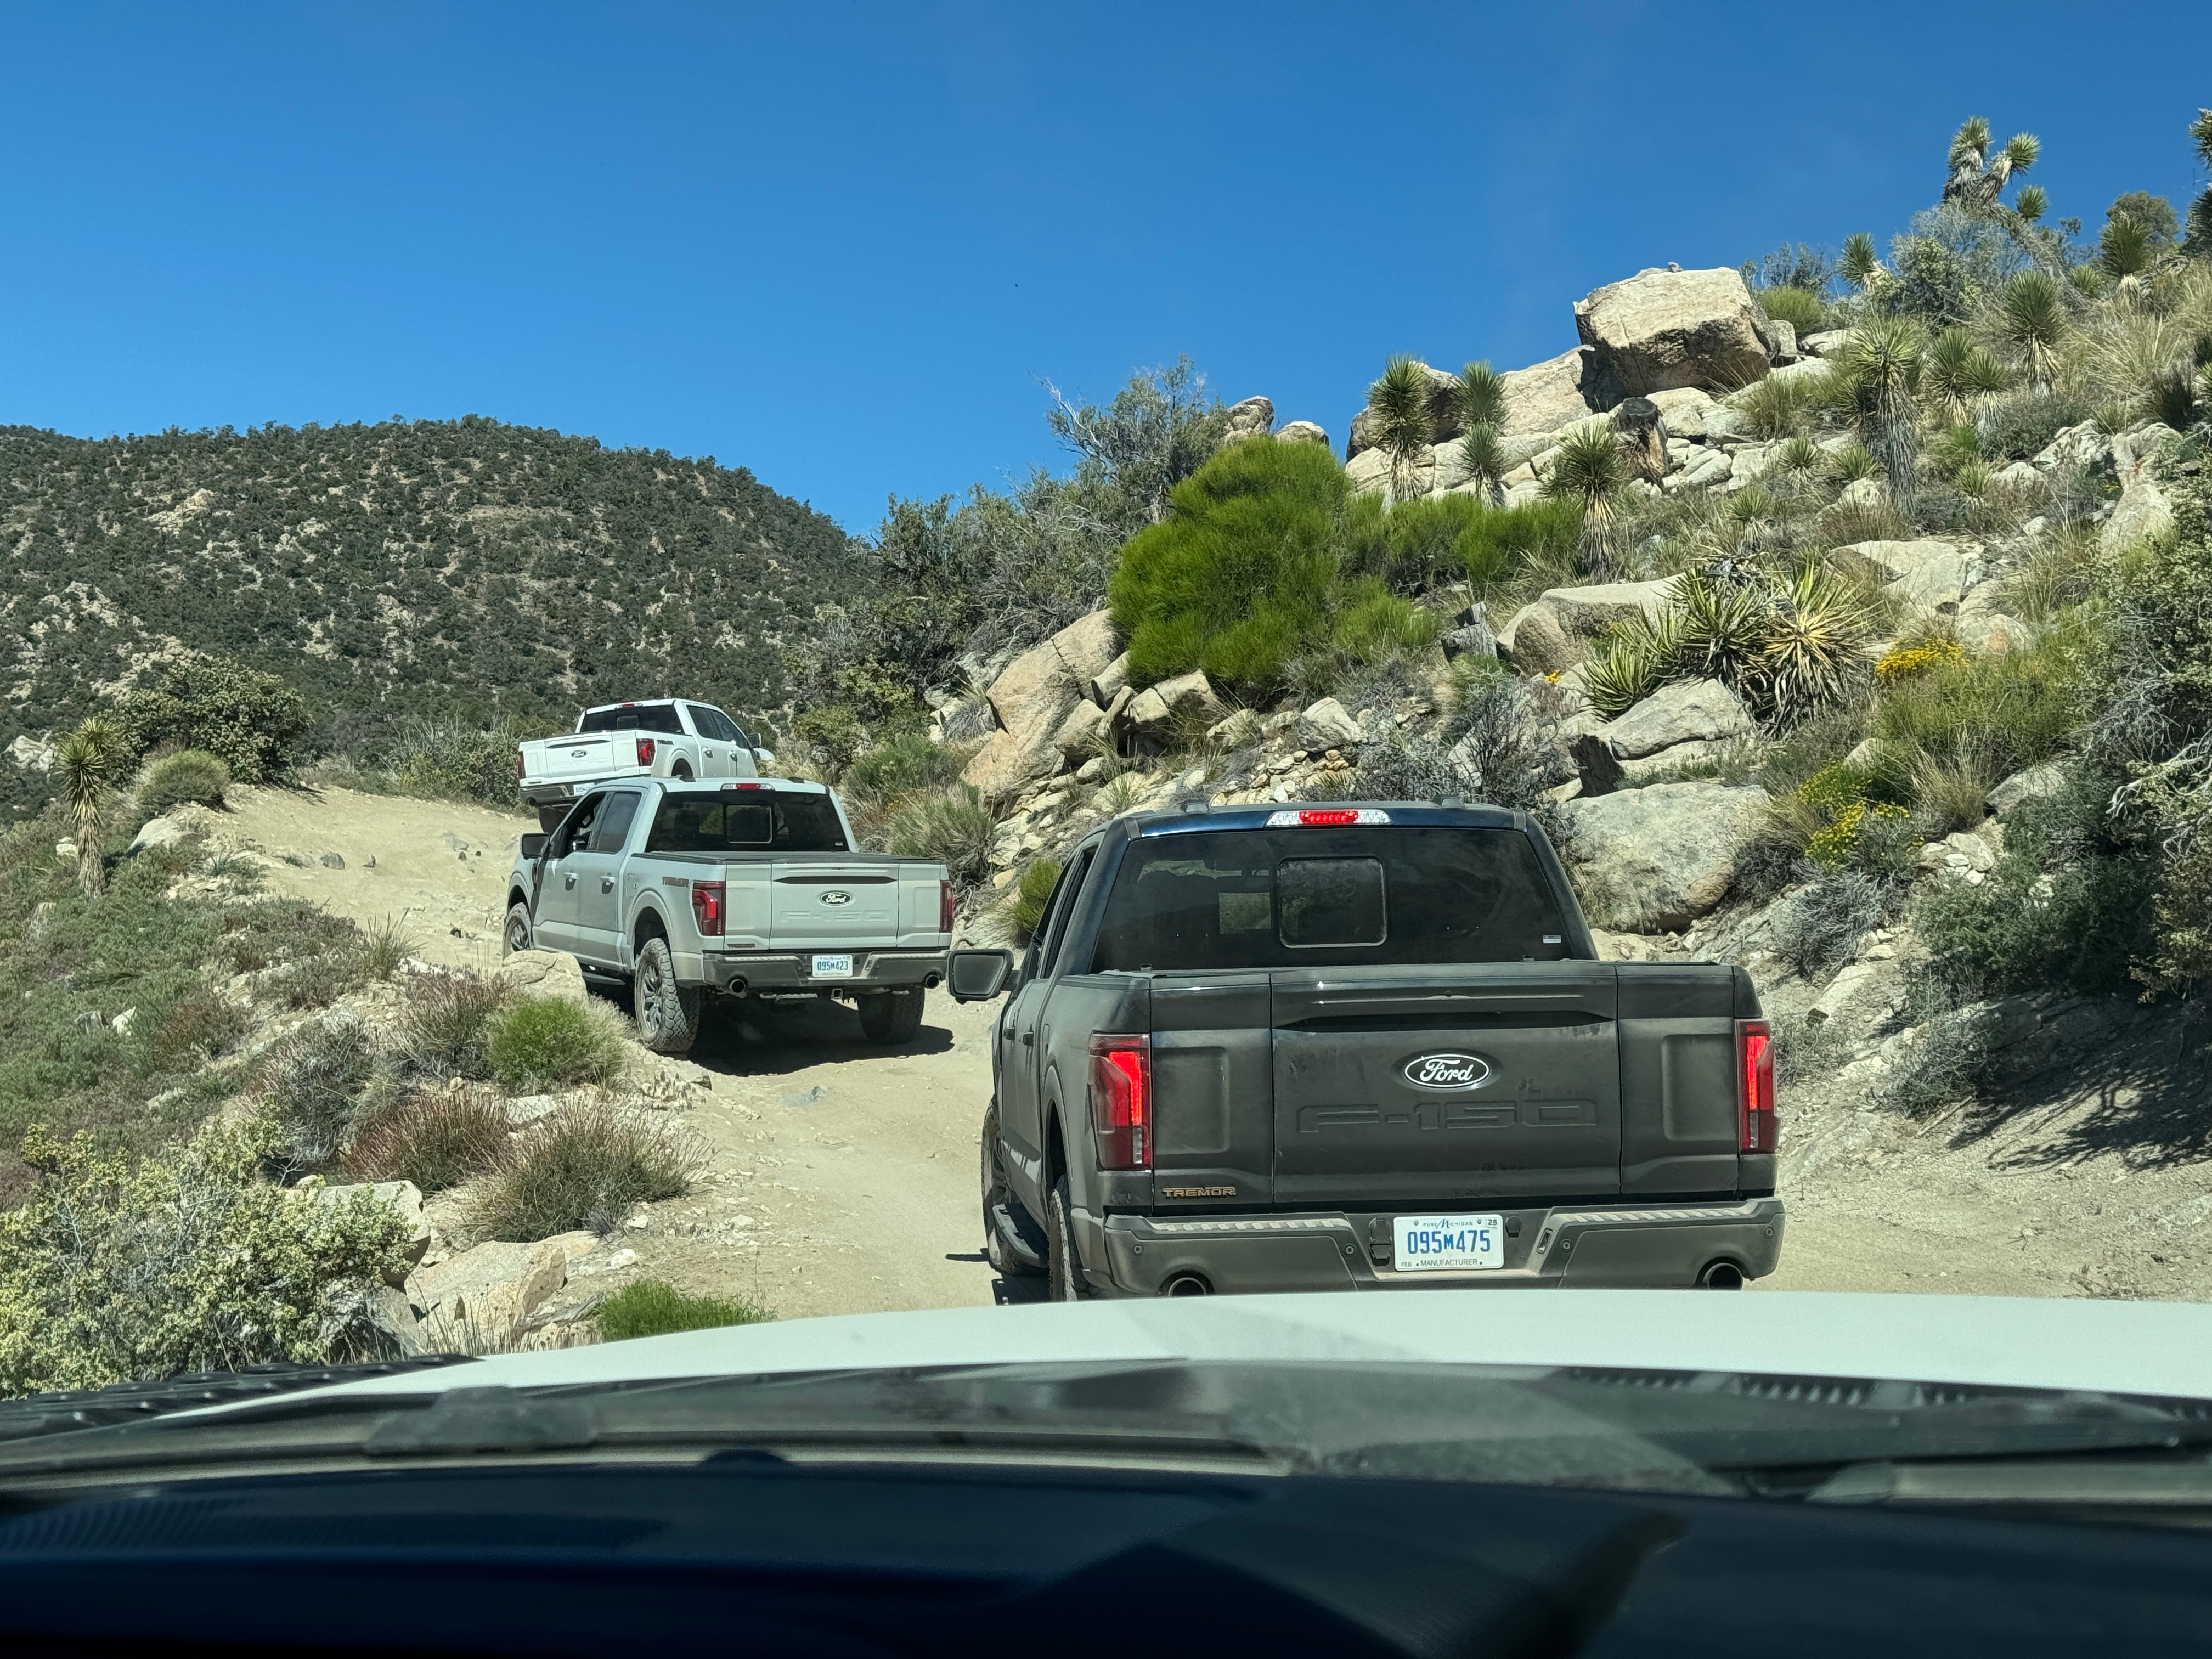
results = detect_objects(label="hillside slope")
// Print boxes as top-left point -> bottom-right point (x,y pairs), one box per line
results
1,418 -> 856,812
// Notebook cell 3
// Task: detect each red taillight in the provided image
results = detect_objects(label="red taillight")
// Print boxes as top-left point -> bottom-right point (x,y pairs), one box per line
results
636,737 -> 657,767
1299,809 -> 1359,825
1088,1034 -> 1152,1171
1737,1018 -> 1776,1153
514,751 -> 525,780
691,879 -> 725,937
938,879 -> 955,935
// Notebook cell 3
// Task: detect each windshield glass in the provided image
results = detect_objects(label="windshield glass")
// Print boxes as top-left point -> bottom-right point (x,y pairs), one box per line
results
644,791 -> 848,853
1092,828 -> 1571,972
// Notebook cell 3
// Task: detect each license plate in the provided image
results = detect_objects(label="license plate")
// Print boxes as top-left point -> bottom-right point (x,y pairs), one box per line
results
811,953 -> 854,979
1393,1213 -> 1504,1272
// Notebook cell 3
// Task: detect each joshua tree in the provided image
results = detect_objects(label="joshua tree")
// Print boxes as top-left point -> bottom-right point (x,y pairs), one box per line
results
1543,420 -> 1629,577
1925,326 -> 2012,424
1839,319 -> 1925,513
1996,268 -> 2068,393
1451,360 -> 1509,502
1840,231 -> 1887,291
55,716 -> 129,897
1368,356 -> 1435,504
1943,116 -> 2040,211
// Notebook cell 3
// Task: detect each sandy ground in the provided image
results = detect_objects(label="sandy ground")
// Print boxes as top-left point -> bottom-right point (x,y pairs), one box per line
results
189,784 -> 2209,1318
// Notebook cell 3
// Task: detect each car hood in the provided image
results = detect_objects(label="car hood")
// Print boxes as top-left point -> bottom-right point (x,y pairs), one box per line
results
185,1290 -> 2212,1417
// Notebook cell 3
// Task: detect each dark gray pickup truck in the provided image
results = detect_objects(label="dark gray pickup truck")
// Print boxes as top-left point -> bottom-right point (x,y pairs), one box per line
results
951,801 -> 1781,1299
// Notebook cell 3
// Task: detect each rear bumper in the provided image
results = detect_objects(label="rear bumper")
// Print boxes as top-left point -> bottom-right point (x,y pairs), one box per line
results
701,950 -> 949,995
1087,1197 -> 1785,1295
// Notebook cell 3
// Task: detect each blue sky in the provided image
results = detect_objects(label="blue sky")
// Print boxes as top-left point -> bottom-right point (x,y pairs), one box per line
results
2,2 -> 2207,535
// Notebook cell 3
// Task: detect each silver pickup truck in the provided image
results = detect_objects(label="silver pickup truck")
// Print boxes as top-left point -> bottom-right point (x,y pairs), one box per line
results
504,778 -> 953,1054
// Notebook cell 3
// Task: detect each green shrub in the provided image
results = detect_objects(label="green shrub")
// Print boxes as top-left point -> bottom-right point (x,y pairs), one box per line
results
259,1013 -> 375,1171
1008,857 -> 1061,944
1362,493 -> 1484,593
1330,580 -> 1440,663
0,1119 -> 415,1396
483,994 -> 630,1092
1457,497 -> 1582,588
343,1090 -> 510,1194
1869,625 -> 2092,782
792,704 -> 864,778
383,717 -> 526,804
595,1278 -> 770,1341
885,784 -> 997,890
1977,393 -> 2091,462
396,972 -> 510,1081
112,656 -> 312,784
136,750 -> 231,817
1110,438 -> 1345,697
1756,285 -> 1828,333
467,1100 -> 702,1241
139,990 -> 252,1074
843,731 -> 961,809
1735,371 -> 1816,439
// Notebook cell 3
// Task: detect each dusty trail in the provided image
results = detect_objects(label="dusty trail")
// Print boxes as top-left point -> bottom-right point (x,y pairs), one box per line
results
188,783 -> 2202,1316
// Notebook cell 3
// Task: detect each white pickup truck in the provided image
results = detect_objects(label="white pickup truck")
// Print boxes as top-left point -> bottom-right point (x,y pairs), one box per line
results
516,699 -> 776,831
504,777 -> 953,1054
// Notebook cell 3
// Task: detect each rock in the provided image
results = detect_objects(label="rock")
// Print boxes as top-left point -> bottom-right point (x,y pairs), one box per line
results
1989,761 -> 2067,817
1724,442 -> 1779,489
1555,782 -> 1768,931
1207,708 -> 1260,749
1644,387 -> 1741,442
962,634 -> 1085,797
1222,396 -> 1274,441
1992,460 -> 2041,491
1049,609 -> 1122,693
407,1232 -> 596,1347
1497,347 -> 1617,437
364,1283 -> 427,1357
1347,361 -> 1460,458
1618,738 -> 1739,784
1807,963 -> 1879,1026
317,1179 -> 433,1276
1091,652 -> 1131,706
495,948 -> 589,1007
1572,267 -> 1773,395
1941,831 -> 1997,873
1836,477 -> 1888,510
1297,697 -> 1364,752
1665,449 -> 1734,494
1124,670 -> 1226,743
1834,538 -> 1968,587
1761,355 -> 1831,388
1052,698 -> 1110,761
1539,580 -> 1678,641
111,1006 -> 138,1036
2101,424 -> 2180,555
1497,602 -> 1582,675
1276,420 -> 1331,447
318,850 -> 346,870
2030,420 -> 2112,476
1568,731 -> 1624,797
1762,317 -> 1799,363
126,808 -> 208,857
504,1093 -> 565,1125
1799,328 -> 1854,358
1605,679 -> 1756,760
1345,445 -> 1413,496
5,735 -> 53,774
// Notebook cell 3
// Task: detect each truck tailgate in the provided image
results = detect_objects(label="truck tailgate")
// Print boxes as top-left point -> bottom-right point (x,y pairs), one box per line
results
523,734 -> 638,784
769,861 -> 903,949
1268,963 -> 1621,1204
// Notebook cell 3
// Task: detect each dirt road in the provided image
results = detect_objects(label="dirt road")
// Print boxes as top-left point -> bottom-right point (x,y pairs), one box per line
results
190,783 -> 2208,1318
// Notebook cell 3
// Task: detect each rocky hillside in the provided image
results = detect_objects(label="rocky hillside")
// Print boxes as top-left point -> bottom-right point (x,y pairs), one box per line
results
0,417 -> 855,814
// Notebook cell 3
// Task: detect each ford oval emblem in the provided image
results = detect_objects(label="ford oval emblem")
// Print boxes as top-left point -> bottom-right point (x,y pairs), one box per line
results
819,890 -> 853,906
1402,1052 -> 1491,1091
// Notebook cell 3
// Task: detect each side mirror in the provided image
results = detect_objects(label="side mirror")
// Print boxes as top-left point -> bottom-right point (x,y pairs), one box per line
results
520,833 -> 548,861
947,948 -> 1015,1002
752,747 -> 777,772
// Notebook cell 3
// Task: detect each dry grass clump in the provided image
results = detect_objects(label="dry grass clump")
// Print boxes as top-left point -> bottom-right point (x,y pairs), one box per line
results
396,971 -> 511,1081
483,994 -> 631,1092
259,1013 -> 374,1172
466,1099 -> 702,1242
343,1090 -> 512,1194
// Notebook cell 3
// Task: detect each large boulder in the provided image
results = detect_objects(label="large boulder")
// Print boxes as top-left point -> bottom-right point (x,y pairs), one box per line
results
1555,782 -> 1768,932
406,1232 -> 597,1347
2101,424 -> 2181,555
1124,670 -> 1226,744
495,948 -> 589,1006
1276,420 -> 1331,448
1048,610 -> 1122,694
1222,396 -> 1274,442
1497,347 -> 1617,437
1604,678 -> 1756,760
1644,387 -> 1742,442
961,629 -> 1090,797
1539,580 -> 1677,641
1496,603 -> 1582,675
1296,697 -> 1365,752
2030,420 -> 2111,476
1052,698 -> 1110,762
1573,267 -> 1773,396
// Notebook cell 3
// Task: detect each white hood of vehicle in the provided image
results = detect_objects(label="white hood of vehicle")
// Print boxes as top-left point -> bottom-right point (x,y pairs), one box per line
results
237,1291 -> 2212,1409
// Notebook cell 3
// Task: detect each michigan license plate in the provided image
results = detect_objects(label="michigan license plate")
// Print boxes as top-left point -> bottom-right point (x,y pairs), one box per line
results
1394,1213 -> 1504,1272
811,954 -> 854,979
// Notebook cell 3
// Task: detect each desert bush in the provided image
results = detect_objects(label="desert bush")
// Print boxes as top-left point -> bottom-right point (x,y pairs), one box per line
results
1874,1012 -> 1990,1116
259,1013 -> 375,1171
1007,858 -> 1062,944
1457,497 -> 1582,590
266,949 -> 367,1011
1757,285 -> 1828,334
1977,393 -> 2091,462
1770,1011 -> 1850,1087
843,731 -> 962,811
0,1119 -> 414,1396
484,994 -> 630,1092
383,716 -> 526,804
1438,668 -> 1554,814
1767,870 -> 1895,977
885,784 -> 996,890
595,1278 -> 770,1341
396,972 -> 510,1081
791,705 -> 864,779
1736,372 -> 1816,439
1356,730 -> 1471,804
113,655 -> 312,783
343,1090 -> 511,1194
467,1101 -> 702,1242
136,749 -> 230,818
1869,627 -> 2090,783
139,990 -> 252,1074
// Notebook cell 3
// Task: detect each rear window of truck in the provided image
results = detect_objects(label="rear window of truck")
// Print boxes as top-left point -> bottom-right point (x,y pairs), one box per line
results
644,792 -> 849,853
1090,827 -> 1570,972
579,704 -> 685,735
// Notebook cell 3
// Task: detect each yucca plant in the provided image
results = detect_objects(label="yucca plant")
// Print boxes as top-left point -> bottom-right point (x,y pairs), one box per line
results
1840,230 -> 1884,290
1542,420 -> 1629,577
1926,422 -> 1982,481
55,716 -> 131,896
1583,603 -> 1686,718
1953,459 -> 1993,498
1996,269 -> 2067,393
1926,326 -> 2011,424
1837,318 -> 1924,512
1762,561 -> 1874,724
1774,434 -> 1822,476
1458,422 -> 1506,504
1672,567 -> 1770,689
1369,356 -> 1435,503
1452,360 -> 1506,431
1830,439 -> 1880,483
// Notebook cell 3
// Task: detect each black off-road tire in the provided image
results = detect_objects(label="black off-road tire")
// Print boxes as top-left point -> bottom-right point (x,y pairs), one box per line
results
502,902 -> 534,956
980,1102 -> 1044,1279
857,987 -> 925,1044
1046,1175 -> 1094,1301
633,935 -> 701,1055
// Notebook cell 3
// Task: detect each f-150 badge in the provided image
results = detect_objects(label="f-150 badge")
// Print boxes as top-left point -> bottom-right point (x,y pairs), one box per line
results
1402,1052 -> 1491,1090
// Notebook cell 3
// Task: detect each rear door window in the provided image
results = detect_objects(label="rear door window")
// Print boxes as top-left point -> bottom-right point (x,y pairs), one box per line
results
580,704 -> 684,735
644,792 -> 850,853
1090,828 -> 1569,972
